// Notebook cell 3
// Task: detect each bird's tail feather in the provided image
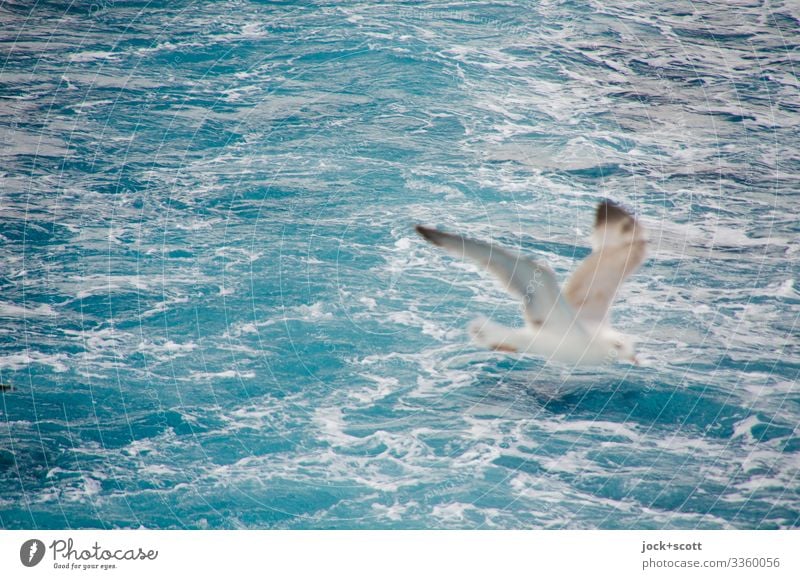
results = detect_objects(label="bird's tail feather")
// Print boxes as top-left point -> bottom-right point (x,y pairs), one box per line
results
468,316 -> 523,353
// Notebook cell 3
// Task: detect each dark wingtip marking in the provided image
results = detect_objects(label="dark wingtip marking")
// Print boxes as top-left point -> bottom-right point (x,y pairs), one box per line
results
596,199 -> 632,227
415,225 -> 443,246
0,383 -> 14,392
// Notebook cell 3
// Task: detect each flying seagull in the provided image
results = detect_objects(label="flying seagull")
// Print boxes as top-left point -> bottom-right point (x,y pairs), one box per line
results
415,200 -> 646,365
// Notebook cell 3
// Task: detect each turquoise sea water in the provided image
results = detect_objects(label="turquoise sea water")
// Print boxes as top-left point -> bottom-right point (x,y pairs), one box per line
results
0,1 -> 798,529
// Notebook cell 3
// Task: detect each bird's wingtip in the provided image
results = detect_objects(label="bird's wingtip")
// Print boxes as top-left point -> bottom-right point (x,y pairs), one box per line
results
415,224 -> 442,245
595,199 -> 632,226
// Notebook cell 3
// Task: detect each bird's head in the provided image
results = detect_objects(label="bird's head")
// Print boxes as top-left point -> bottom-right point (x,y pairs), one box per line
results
613,338 -> 638,365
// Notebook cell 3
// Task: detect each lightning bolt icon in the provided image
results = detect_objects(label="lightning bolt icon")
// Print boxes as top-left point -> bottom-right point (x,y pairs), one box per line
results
28,542 -> 38,563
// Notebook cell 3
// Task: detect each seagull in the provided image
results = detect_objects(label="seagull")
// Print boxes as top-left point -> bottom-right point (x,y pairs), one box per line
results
415,200 -> 647,366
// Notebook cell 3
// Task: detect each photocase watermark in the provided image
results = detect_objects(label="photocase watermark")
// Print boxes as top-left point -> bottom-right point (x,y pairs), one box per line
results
20,539 -> 46,568
423,473 -> 474,501
602,343 -> 619,366
89,0 -> 117,17
19,538 -> 159,571
398,7 -> 528,38
526,269 -> 546,295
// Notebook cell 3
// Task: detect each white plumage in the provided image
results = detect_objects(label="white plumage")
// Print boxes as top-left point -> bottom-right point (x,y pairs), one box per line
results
415,200 -> 646,366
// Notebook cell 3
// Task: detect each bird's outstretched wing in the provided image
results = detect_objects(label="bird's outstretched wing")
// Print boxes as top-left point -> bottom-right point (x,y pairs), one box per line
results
563,200 -> 646,327
415,225 -> 577,333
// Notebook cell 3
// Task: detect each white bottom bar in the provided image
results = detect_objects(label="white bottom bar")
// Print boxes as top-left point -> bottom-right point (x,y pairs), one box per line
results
1,530 -> 796,578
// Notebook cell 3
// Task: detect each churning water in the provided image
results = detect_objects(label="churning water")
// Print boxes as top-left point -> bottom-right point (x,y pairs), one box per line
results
0,1 -> 798,529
